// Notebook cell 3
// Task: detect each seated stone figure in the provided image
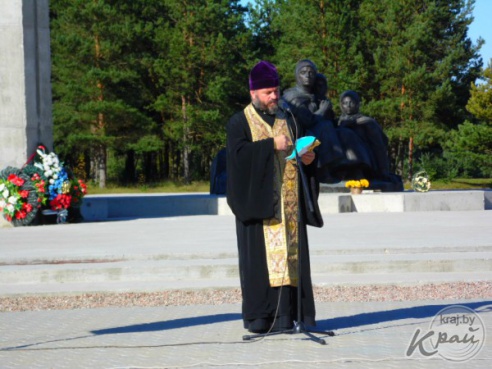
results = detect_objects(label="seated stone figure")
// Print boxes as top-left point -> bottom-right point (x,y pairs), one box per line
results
336,90 -> 389,179
335,90 -> 403,191
282,60 -> 344,175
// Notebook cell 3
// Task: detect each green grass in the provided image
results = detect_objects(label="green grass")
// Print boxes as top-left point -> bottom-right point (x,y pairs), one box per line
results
86,178 -> 490,195
87,181 -> 210,195
404,178 -> 492,191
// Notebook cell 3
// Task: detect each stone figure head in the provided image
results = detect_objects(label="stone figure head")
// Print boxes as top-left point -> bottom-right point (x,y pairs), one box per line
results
295,59 -> 318,92
249,60 -> 280,114
340,90 -> 360,115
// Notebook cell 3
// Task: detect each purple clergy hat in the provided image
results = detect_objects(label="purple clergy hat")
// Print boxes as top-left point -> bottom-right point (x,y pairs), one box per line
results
249,61 -> 280,91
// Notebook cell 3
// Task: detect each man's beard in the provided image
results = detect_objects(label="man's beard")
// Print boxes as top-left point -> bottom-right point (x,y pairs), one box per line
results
252,97 -> 278,115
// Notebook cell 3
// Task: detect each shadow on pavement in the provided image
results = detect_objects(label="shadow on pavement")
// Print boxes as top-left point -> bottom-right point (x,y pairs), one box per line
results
91,313 -> 241,335
317,300 -> 492,332
90,301 -> 492,337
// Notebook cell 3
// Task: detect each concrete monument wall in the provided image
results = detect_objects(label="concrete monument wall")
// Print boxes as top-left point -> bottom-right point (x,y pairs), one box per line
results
0,0 -> 53,170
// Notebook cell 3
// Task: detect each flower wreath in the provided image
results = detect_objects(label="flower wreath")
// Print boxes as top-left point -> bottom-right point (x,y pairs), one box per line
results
0,167 -> 39,226
30,145 -> 73,211
411,170 -> 431,192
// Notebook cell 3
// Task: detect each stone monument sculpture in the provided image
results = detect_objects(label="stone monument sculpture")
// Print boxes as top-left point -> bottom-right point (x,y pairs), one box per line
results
282,59 -> 403,192
282,60 -> 345,182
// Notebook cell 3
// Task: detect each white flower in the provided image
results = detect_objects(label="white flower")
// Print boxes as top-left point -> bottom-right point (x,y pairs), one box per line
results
53,174 -> 58,180
7,196 -> 17,205
0,183 -> 5,192
6,203 -> 15,212
412,171 -> 431,192
2,189 -> 9,198
0,199 -> 6,208
49,179 -> 55,184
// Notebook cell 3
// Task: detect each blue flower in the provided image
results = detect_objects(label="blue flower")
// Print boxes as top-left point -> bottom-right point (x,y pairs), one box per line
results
48,168 -> 69,200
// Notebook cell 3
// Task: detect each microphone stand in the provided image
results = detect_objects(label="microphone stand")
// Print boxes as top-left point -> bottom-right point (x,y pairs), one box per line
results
242,102 -> 334,345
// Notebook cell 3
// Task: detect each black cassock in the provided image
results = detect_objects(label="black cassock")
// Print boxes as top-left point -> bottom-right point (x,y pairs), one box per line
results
226,106 -> 316,333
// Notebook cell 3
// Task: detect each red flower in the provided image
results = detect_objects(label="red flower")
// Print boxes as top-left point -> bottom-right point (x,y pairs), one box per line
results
22,203 -> 33,213
36,181 -> 46,192
78,179 -> 88,194
50,194 -> 72,210
15,210 -> 27,220
8,174 -> 25,186
20,190 -> 29,198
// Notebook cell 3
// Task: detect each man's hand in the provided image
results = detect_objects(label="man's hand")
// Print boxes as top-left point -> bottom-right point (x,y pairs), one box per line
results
273,134 -> 291,151
301,151 -> 315,165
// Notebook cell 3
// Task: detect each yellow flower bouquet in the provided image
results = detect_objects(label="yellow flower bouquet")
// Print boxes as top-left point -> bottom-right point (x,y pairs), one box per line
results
345,179 -> 369,189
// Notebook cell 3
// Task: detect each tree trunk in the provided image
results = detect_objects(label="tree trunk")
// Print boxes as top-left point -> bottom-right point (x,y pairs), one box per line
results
182,95 -> 190,184
94,25 -> 106,188
125,150 -> 136,184
408,136 -> 414,181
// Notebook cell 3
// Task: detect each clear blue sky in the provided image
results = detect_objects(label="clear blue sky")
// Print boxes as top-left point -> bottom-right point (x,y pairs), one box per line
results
469,0 -> 492,68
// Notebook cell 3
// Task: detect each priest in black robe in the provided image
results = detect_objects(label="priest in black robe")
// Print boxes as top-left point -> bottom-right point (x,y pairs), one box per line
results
226,60 -> 318,334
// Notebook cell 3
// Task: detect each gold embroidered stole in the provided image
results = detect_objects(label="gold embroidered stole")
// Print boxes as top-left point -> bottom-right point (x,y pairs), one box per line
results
244,104 -> 299,287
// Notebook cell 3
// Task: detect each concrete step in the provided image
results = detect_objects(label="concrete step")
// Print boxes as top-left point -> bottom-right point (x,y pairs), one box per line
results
75,190 -> 492,222
1,251 -> 490,296
2,270 -> 491,296
1,210 -> 490,296
3,245 -> 491,265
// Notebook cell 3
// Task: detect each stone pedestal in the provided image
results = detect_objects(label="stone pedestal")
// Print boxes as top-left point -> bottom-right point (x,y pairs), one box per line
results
0,0 -> 53,228
0,0 -> 53,170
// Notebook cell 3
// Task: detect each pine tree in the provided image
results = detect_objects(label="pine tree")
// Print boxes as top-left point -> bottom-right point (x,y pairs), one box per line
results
357,0 -> 484,178
260,0 -> 361,97
467,59 -> 492,124
50,0 -> 155,188
151,0 -> 251,182
51,0 -> 251,185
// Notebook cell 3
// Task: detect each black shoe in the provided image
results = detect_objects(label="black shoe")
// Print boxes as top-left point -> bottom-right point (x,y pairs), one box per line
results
247,318 -> 270,333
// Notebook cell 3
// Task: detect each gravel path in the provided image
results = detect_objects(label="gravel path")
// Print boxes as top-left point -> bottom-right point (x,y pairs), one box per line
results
1,281 -> 490,312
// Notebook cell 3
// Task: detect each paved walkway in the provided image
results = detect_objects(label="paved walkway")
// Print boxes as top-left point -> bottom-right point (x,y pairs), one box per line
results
1,210 -> 491,368
1,300 -> 491,368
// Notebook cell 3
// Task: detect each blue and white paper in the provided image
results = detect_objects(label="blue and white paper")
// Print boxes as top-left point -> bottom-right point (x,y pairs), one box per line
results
285,136 -> 317,161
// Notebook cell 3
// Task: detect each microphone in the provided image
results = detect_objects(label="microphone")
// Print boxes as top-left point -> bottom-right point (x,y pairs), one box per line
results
278,99 -> 298,140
